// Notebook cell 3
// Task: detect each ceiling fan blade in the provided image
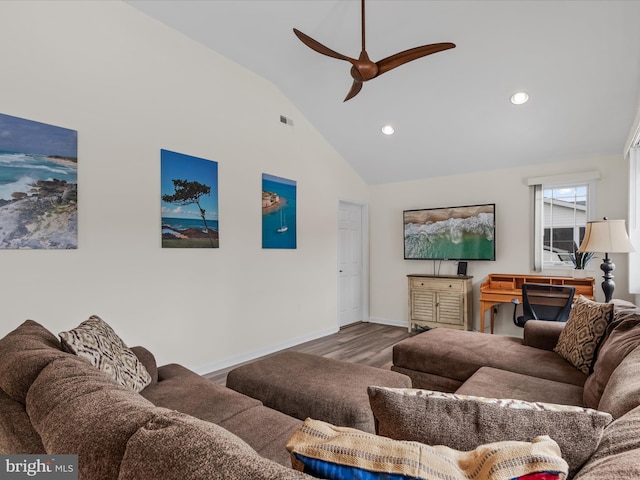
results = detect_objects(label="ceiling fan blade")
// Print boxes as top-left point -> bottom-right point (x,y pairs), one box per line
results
293,28 -> 356,63
344,80 -> 363,102
376,43 -> 456,76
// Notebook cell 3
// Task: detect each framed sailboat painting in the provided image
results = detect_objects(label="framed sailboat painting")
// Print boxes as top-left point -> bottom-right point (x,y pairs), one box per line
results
262,173 -> 296,249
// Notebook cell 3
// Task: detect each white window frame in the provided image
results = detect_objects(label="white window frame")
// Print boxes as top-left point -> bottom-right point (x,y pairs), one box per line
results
528,172 -> 599,272
629,148 -> 640,293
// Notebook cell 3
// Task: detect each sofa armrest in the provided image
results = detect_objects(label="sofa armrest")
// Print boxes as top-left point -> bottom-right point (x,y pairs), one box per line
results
522,321 -> 565,351
130,346 -> 158,384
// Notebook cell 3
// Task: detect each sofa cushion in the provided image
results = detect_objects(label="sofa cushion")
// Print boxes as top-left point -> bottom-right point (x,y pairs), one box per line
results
368,386 -> 612,478
119,409 -> 312,480
26,355 -> 157,480
554,296 -> 614,374
286,418 -> 568,480
59,315 -> 151,392
583,307 -> 640,409
0,389 -> 45,454
218,405 -> 302,466
392,328 -> 587,386
573,404 -> 640,479
134,362 -> 303,466
456,366 -> 585,406
0,320 -> 68,403
597,344 -> 640,419
140,363 -> 263,425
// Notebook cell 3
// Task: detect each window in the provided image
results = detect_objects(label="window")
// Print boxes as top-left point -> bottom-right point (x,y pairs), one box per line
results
542,185 -> 589,268
528,172 -> 599,271
630,147 -> 640,293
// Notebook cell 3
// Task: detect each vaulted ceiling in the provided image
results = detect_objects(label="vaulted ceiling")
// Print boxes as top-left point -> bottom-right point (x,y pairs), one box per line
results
127,0 -> 640,185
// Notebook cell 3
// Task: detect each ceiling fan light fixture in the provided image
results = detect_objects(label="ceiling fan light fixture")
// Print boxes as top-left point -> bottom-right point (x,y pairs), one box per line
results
293,0 -> 456,101
510,91 -> 529,105
381,125 -> 395,135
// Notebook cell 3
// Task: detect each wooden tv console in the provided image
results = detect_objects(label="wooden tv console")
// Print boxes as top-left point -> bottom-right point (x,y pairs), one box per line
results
479,273 -> 595,333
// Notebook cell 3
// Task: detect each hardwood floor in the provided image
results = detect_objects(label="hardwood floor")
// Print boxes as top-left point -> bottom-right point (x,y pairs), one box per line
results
204,322 -> 414,385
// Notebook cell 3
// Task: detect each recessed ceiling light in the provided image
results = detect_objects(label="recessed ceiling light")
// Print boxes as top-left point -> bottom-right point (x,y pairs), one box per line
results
510,92 -> 529,105
381,125 -> 395,135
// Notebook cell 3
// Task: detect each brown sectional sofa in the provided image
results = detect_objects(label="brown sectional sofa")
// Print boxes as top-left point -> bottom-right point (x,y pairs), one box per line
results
392,299 -> 640,479
2,300 -> 639,479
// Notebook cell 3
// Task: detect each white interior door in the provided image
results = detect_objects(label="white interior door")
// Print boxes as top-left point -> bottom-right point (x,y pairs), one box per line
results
338,202 -> 365,327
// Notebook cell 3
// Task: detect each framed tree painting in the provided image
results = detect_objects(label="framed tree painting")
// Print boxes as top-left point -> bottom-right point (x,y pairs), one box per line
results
0,113 -> 78,249
161,149 -> 219,248
262,173 -> 296,249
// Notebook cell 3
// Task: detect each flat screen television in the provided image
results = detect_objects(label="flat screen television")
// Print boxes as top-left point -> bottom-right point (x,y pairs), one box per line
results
403,203 -> 496,261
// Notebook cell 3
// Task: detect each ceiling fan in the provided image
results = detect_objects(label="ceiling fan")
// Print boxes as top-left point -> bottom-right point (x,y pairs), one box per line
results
293,0 -> 456,102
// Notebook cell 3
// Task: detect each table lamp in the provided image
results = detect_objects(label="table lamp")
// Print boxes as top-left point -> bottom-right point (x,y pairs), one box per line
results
578,218 -> 635,302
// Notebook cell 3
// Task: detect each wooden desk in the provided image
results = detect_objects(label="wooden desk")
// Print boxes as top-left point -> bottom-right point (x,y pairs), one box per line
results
479,274 -> 595,333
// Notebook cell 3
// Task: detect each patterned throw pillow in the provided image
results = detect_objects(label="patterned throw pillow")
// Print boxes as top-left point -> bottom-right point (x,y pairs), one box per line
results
287,418 -> 568,480
554,296 -> 615,374
367,387 -> 612,478
59,315 -> 151,393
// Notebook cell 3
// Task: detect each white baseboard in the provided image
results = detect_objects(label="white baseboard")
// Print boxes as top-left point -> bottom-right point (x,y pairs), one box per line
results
193,326 -> 339,376
367,316 -> 407,328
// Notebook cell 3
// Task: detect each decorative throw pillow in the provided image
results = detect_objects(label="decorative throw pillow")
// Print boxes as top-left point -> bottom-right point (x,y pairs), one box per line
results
554,295 -> 614,374
59,315 -> 151,392
287,418 -> 568,480
367,387 -> 612,478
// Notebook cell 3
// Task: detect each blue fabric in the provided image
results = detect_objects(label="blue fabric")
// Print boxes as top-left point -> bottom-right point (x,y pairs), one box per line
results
294,454 -> 562,480
294,454 -> 420,480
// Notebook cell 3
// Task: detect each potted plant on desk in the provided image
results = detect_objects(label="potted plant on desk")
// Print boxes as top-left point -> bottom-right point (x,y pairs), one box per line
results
571,250 -> 595,278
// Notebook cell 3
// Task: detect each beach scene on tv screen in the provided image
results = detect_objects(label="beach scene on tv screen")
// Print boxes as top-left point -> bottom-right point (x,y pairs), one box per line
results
404,204 -> 495,260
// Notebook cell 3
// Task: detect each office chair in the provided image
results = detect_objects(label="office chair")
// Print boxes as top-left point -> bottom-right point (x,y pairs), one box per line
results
511,284 -> 576,328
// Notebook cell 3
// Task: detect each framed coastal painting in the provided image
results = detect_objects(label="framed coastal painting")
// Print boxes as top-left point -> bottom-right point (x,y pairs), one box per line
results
262,173 -> 296,249
161,149 -> 219,248
0,113 -> 78,249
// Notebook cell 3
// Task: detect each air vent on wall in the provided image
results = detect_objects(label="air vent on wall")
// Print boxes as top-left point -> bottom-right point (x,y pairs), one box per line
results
280,115 -> 294,126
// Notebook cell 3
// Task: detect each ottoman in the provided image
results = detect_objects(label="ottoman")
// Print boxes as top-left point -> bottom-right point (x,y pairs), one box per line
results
226,351 -> 411,433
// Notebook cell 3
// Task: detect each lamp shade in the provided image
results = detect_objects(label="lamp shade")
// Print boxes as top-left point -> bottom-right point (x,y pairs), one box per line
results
578,219 -> 635,253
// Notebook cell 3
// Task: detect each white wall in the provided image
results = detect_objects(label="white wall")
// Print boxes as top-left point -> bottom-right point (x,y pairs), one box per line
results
369,155 -> 632,337
0,1 -> 634,372
0,1 -> 369,372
